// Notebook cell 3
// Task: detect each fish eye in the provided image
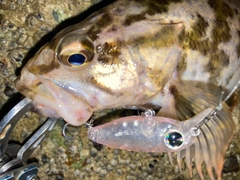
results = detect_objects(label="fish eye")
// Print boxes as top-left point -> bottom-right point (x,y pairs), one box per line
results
68,53 -> 86,66
56,33 -> 94,69
164,130 -> 184,150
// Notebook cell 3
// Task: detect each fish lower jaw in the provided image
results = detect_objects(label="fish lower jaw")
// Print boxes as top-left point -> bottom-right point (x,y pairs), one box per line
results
33,102 -> 61,118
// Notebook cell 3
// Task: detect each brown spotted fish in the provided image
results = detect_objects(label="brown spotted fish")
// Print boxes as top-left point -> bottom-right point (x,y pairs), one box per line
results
15,0 -> 240,179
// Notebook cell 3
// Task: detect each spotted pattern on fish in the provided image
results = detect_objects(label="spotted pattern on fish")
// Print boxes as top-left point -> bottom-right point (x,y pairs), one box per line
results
136,0 -> 183,15
128,25 -> 184,49
178,1 -> 234,85
29,59 -> 60,75
97,41 -> 122,65
86,12 -> 113,41
123,12 -> 147,26
176,52 -> 187,72
26,47 -> 60,75
15,80 -> 36,100
88,76 -> 123,96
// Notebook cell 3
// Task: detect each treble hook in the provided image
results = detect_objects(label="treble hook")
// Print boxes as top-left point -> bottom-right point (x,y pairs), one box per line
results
63,118 -> 95,140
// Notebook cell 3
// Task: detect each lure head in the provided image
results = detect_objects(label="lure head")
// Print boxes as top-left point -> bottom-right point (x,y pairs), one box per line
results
15,1 -> 184,126
88,108 -> 213,152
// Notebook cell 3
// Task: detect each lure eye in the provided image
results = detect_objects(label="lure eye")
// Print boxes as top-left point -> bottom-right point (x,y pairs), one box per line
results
56,33 -> 94,69
164,130 -> 184,150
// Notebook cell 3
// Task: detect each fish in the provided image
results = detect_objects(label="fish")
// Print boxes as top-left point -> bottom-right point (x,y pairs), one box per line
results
14,0 -> 240,179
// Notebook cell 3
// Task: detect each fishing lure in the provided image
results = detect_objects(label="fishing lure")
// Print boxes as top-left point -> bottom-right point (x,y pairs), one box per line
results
88,80 -> 240,180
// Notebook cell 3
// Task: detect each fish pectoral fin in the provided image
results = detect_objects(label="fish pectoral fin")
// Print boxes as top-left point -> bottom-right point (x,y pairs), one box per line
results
157,80 -> 219,121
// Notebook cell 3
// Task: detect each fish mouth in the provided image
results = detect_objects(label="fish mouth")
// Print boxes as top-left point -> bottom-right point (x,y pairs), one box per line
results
15,44 -> 93,126
15,74 -> 93,126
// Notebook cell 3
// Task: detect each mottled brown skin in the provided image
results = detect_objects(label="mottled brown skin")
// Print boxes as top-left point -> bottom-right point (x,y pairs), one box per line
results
18,0 -> 239,87
183,7 -> 232,83
16,0 -> 240,121
29,58 -> 60,75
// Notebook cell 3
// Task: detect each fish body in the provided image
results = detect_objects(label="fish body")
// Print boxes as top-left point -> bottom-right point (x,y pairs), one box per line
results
15,0 -> 240,179
16,0 -> 240,124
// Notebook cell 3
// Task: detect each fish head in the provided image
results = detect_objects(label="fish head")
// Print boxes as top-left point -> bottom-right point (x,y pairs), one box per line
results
15,2 -> 185,126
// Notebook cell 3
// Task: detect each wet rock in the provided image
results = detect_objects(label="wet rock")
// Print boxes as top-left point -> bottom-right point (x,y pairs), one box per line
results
110,159 -> 117,166
11,30 -> 20,39
102,156 -> 109,166
129,163 -> 136,170
36,12 -> 44,21
17,33 -> 28,45
8,23 -> 14,29
3,85 -> 15,97
113,149 -> 120,154
17,0 -> 26,5
41,154 -> 50,164
90,147 -> 98,157
0,60 -> 9,77
126,175 -> 137,180
99,168 -> 107,176
149,163 -> 154,169
106,164 -> 113,171
33,176 -> 40,180
92,141 -> 103,151
0,37 -> 7,44
52,9 -> 66,23
8,50 -> 24,62
146,175 -> 154,180
8,40 -> 17,49
173,175 -> 185,180
223,156 -> 239,173
116,169 -> 122,175
0,0 -> 8,10
141,172 -> 148,179
9,3 -> 15,9
26,14 -> 38,28
0,0 -> 6,4
55,173 -> 64,180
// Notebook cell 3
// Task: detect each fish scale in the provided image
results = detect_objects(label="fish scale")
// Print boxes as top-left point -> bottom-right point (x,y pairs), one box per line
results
15,0 -> 240,179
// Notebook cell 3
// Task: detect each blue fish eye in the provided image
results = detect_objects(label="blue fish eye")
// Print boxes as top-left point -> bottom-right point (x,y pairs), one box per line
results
68,53 -> 86,66
164,130 -> 184,150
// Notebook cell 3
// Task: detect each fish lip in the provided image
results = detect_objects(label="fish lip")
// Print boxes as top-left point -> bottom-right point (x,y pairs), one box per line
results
15,75 -> 94,126
15,77 -> 60,117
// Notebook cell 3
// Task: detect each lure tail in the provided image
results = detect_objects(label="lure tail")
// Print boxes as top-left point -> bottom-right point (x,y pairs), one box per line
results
157,80 -> 237,179
172,103 -> 234,180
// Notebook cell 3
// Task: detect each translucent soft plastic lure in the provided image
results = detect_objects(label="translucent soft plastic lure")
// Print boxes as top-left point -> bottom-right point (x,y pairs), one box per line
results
88,108 -> 213,153
88,80 -> 240,180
